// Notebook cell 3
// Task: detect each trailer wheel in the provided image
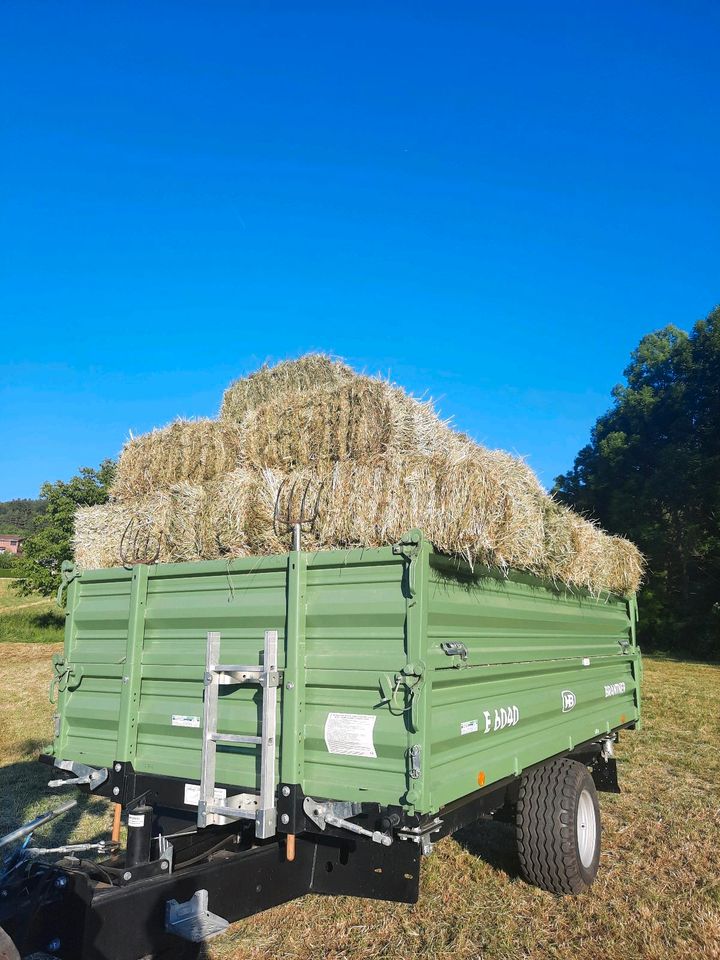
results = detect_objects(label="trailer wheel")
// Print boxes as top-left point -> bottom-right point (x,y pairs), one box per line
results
515,757 -> 601,894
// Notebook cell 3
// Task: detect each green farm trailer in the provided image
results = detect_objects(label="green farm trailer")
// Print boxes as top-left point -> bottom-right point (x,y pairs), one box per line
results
0,529 -> 641,959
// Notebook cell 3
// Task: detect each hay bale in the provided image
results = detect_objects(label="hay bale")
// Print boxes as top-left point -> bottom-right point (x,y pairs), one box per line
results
111,418 -> 242,502
220,354 -> 354,423
77,352 -> 644,596
241,446 -> 547,572
74,502 -> 137,569
541,501 -> 643,594
202,469 -> 261,558
74,484 -> 210,568
239,377 -> 463,469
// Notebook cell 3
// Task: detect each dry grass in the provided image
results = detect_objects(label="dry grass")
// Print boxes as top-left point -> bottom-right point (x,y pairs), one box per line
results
111,418 -> 242,501
1,649 -> 717,960
220,354 -> 355,423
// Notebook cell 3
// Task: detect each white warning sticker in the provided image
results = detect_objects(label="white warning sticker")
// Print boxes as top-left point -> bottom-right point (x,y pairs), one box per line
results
172,715 -> 200,728
127,813 -> 146,827
460,719 -> 479,735
183,784 -> 227,807
324,712 -> 377,758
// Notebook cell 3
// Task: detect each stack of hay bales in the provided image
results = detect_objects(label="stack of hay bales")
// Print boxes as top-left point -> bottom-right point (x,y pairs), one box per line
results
74,354 -> 644,596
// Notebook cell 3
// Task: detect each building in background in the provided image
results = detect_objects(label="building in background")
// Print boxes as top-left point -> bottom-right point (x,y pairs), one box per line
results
0,535 -> 23,555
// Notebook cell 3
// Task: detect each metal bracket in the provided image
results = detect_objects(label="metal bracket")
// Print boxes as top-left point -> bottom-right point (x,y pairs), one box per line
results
56,560 -> 79,607
49,655 -> 83,703
48,759 -> 108,791
408,745 -> 422,780
397,817 -> 443,855
391,529 -> 423,561
303,797 -> 392,846
165,889 -> 229,943
440,641 -> 468,663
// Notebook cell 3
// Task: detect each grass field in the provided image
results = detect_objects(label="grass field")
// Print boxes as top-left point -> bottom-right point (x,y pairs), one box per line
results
0,580 -> 65,643
0,585 -> 718,960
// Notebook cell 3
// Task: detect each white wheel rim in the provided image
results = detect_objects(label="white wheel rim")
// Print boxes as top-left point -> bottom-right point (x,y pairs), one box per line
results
576,789 -> 597,868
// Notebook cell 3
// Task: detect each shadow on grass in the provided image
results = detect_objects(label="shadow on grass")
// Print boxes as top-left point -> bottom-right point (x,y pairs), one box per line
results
453,818 -> 521,880
0,607 -> 65,643
0,742 -> 108,849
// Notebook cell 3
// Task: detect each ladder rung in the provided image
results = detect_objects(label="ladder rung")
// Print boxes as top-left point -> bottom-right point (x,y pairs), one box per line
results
212,664 -> 262,675
210,732 -> 261,745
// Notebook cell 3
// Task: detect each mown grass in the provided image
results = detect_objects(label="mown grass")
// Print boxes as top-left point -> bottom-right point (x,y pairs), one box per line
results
0,580 -> 65,643
0,646 -> 718,960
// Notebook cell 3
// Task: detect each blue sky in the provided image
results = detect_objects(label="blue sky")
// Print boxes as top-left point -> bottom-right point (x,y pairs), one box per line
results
1,1 -> 718,501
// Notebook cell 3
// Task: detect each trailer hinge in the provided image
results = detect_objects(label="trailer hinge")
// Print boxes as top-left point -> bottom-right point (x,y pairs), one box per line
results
408,744 -> 422,780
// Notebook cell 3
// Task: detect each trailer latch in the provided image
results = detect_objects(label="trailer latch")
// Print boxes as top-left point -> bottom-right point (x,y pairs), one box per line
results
48,759 -> 109,791
303,797 -> 393,846
440,641 -> 468,663
49,655 -> 83,703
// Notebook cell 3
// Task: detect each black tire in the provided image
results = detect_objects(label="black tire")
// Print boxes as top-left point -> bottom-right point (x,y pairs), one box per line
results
515,757 -> 601,895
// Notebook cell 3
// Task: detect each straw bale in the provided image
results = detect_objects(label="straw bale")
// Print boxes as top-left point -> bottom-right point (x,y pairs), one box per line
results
220,354 -> 354,423
111,418 -> 242,502
76,352 -> 644,596
202,469 -> 262,558
240,377 -> 463,470
242,446 -> 547,571
74,484 -> 210,569
541,501 -> 643,594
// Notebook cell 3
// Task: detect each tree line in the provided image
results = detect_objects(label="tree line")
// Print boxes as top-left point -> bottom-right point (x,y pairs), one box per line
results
555,305 -> 719,659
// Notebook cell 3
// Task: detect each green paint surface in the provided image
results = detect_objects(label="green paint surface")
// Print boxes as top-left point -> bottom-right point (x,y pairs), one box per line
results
54,535 -> 641,816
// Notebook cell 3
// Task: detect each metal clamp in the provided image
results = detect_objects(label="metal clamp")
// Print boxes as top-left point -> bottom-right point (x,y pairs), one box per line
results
303,797 -> 392,846
48,759 -> 108,791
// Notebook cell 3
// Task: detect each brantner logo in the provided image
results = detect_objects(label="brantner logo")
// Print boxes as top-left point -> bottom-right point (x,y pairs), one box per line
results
561,690 -> 576,713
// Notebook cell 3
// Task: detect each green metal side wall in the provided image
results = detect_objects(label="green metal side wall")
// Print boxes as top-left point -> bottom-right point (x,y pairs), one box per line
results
425,555 -> 640,811
53,534 -> 640,818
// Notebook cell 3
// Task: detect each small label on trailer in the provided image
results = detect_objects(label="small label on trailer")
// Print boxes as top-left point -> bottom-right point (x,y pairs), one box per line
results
561,690 -> 576,713
460,719 -> 479,735
172,715 -> 201,728
604,682 -> 626,697
183,784 -> 227,806
324,712 -> 377,758
127,813 -> 146,827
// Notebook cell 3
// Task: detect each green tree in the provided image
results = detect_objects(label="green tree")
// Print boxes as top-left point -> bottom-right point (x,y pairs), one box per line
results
12,461 -> 116,598
554,306 -> 720,659
0,497 -> 46,535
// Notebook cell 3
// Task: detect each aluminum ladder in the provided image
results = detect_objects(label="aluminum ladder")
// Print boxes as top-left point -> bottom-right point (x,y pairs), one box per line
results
197,630 -> 281,839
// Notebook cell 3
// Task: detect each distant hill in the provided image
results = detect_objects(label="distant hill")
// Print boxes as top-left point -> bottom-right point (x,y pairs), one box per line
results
0,498 -> 45,536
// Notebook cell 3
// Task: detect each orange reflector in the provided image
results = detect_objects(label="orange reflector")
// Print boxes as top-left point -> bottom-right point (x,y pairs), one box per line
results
477,771 -> 486,786
620,714 -> 627,724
